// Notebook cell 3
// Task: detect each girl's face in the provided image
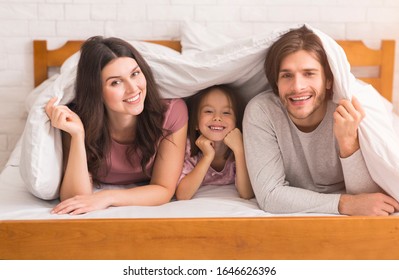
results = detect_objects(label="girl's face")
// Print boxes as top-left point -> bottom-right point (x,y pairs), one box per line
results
197,89 -> 236,142
277,50 -> 332,132
102,57 -> 147,118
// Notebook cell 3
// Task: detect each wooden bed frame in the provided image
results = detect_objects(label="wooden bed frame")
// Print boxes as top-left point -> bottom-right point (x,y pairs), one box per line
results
0,38 -> 398,260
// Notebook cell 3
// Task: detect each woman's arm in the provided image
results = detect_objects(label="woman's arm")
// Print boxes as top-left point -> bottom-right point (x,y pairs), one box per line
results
135,123 -> 189,205
224,128 -> 254,199
45,97 -> 92,201
51,123 -> 188,215
59,132 -> 92,200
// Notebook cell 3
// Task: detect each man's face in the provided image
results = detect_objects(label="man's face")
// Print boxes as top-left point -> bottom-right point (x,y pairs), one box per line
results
277,50 -> 332,132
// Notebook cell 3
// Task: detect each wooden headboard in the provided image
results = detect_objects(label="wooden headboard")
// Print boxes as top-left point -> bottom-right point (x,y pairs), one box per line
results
33,40 -> 182,88
33,39 -> 395,102
336,40 -> 395,102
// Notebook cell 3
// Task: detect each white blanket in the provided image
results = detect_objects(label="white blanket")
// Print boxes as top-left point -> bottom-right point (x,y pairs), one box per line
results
19,23 -> 399,201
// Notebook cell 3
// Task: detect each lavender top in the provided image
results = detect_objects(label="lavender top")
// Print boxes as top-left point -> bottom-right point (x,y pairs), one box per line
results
179,139 -> 236,187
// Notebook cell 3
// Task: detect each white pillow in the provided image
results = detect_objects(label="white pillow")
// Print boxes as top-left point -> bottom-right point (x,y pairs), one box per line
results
20,58 -> 77,199
19,41 -> 181,200
25,74 -> 59,113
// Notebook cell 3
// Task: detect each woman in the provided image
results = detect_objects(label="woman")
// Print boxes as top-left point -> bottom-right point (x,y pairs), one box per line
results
45,36 -> 188,215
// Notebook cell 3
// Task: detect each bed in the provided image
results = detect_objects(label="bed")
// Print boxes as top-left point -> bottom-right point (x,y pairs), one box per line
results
1,35 -> 399,260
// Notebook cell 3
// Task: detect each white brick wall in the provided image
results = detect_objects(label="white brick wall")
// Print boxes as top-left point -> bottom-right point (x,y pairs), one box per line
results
1,0 -> 399,172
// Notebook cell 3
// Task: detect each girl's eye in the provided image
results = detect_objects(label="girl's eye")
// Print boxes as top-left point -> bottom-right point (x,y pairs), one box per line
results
204,110 -> 213,113
223,111 -> 231,115
305,72 -> 315,77
132,71 -> 140,77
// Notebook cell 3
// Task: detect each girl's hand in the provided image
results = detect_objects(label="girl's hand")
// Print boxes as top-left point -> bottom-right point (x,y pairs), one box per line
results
195,134 -> 215,159
224,128 -> 244,153
333,96 -> 365,158
51,191 -> 112,215
45,97 -> 84,137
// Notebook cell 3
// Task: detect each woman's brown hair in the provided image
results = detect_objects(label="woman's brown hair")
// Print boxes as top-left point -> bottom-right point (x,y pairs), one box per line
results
73,36 -> 167,183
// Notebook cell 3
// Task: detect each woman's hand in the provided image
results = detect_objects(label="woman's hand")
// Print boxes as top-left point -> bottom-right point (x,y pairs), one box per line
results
45,97 -> 84,137
333,96 -> 365,158
51,191 -> 112,215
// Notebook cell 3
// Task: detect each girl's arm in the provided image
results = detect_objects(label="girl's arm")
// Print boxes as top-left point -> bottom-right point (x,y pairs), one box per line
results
175,135 -> 215,200
51,123 -> 188,215
45,98 -> 92,201
224,128 -> 254,199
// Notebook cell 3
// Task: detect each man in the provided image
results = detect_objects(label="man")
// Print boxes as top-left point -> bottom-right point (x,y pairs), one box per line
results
243,26 -> 399,215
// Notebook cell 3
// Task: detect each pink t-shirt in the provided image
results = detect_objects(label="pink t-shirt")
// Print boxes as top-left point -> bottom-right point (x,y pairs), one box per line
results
178,139 -> 236,187
97,98 -> 188,185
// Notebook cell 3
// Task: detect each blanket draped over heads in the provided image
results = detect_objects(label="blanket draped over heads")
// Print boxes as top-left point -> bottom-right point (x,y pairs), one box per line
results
20,24 -> 399,200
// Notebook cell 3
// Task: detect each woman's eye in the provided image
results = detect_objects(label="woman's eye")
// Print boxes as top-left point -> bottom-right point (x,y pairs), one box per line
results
132,71 -> 140,77
111,80 -> 121,86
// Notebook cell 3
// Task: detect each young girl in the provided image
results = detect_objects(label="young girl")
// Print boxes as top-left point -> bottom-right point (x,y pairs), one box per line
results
176,84 -> 254,200
45,36 -> 188,214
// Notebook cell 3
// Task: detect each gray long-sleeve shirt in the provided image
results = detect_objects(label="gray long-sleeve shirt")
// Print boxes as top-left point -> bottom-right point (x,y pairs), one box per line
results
243,91 -> 379,214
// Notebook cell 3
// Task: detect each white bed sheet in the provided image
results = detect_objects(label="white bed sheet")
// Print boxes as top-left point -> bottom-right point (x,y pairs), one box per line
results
2,109 -> 398,221
0,162 -> 267,220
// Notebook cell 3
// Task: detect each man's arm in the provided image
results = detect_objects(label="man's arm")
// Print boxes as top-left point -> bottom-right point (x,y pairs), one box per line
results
334,97 -> 382,193
243,94 -> 341,214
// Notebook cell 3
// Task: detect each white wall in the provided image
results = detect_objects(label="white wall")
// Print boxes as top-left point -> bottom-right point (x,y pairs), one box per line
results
1,0 -> 399,171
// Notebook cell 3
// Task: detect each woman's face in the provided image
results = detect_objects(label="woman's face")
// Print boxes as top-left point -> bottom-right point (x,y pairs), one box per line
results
101,57 -> 147,118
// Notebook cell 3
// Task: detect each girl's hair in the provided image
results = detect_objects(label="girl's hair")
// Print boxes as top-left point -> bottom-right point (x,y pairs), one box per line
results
186,84 -> 244,159
264,25 -> 334,96
74,36 -> 167,183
